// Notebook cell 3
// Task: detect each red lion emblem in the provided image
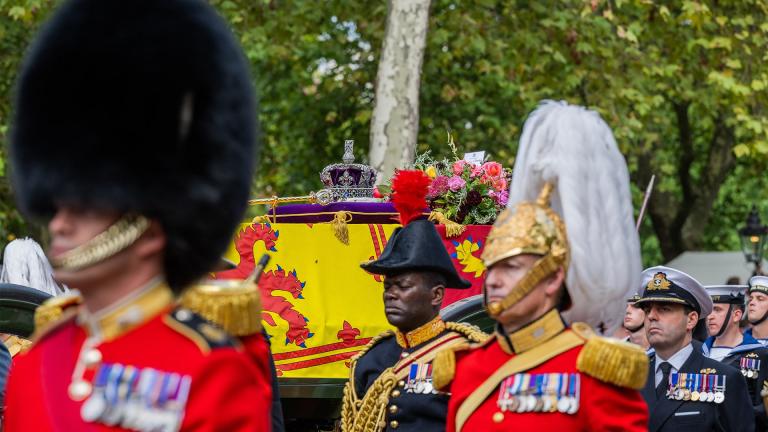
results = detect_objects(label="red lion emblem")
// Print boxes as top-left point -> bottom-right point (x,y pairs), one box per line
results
215,223 -> 313,348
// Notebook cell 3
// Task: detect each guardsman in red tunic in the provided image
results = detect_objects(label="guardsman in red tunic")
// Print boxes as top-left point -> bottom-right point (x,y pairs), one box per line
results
3,0 -> 272,430
435,101 -> 650,431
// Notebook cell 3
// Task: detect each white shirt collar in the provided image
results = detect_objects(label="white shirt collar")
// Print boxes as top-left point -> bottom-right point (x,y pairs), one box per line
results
655,342 -> 693,372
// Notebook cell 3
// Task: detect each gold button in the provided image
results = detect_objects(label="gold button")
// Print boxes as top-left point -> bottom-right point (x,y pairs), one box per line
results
389,405 -> 398,414
398,380 -> 405,387
492,412 -> 504,423
390,420 -> 399,429
391,390 -> 401,398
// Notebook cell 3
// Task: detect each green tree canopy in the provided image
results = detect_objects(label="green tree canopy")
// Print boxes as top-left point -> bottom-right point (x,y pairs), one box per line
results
2,0 -> 768,268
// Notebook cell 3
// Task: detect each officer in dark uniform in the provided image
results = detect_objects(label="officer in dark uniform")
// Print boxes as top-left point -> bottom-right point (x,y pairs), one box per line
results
701,284 -> 768,430
340,170 -> 487,432
637,266 -> 754,431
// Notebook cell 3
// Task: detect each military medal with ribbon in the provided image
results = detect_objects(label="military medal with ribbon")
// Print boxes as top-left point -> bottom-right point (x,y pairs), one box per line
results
496,373 -> 580,415
80,362 -> 192,431
741,356 -> 761,379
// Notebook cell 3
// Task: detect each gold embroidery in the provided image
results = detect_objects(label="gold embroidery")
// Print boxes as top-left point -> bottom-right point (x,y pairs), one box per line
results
395,316 -> 446,348
498,309 -> 565,354
647,272 -> 672,291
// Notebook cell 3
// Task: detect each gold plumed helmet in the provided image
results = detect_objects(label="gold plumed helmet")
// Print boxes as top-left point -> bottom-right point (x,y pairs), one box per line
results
481,183 -> 569,317
480,101 -> 642,335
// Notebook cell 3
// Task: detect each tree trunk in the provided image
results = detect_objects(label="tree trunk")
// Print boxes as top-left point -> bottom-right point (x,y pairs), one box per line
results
634,103 -> 737,262
369,0 -> 431,184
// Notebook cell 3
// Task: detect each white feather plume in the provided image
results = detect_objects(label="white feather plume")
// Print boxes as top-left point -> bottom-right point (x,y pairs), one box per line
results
0,237 -> 68,296
509,100 -> 641,334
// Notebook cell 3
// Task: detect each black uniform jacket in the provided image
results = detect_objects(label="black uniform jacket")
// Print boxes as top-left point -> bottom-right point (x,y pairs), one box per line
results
641,345 -> 754,432
717,342 -> 768,431
353,330 -> 459,432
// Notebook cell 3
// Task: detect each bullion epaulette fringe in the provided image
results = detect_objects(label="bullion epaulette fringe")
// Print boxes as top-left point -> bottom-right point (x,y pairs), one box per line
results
432,342 -> 473,391
179,282 -> 263,337
34,292 -> 82,333
445,321 -> 490,344
573,322 -> 649,390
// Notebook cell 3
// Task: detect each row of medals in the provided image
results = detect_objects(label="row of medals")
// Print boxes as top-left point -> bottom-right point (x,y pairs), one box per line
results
497,373 -> 580,415
405,363 -> 436,394
740,356 -> 760,379
742,368 -> 760,379
80,362 -> 191,430
666,376 -> 725,403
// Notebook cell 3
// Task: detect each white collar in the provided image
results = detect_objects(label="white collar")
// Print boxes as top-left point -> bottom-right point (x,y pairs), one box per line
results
655,342 -> 693,372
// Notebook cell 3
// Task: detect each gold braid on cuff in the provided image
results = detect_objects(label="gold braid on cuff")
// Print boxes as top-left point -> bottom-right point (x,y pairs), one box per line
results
50,215 -> 150,271
486,253 -> 563,317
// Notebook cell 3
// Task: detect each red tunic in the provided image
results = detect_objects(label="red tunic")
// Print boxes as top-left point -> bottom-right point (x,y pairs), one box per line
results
445,329 -> 648,432
5,308 -> 272,431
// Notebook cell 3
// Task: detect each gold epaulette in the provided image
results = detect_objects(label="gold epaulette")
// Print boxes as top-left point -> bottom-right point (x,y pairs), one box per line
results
34,292 -> 83,332
445,321 -> 490,344
432,342 -> 474,391
4,335 -> 32,357
572,322 -> 649,390
179,280 -> 262,337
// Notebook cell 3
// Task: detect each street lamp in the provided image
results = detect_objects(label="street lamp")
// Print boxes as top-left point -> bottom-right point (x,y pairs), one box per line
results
739,205 -> 768,275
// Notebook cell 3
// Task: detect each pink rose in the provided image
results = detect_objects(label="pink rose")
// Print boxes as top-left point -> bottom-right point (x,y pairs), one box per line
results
470,165 -> 484,178
452,160 -> 470,176
482,161 -> 503,179
447,176 -> 466,192
491,177 -> 508,192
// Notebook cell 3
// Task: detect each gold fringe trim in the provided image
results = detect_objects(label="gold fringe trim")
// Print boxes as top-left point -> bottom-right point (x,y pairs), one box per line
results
252,215 -> 270,224
445,321 -> 490,344
331,211 -> 353,245
179,282 -> 263,337
428,211 -> 466,238
432,323 -> 489,391
575,323 -> 649,390
34,293 -> 82,332
432,344 -> 463,391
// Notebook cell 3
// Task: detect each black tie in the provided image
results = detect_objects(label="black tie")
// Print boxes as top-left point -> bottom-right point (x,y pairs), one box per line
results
656,361 -> 672,399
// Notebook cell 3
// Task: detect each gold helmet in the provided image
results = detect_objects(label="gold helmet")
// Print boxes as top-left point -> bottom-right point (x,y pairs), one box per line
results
481,101 -> 641,334
481,183 -> 569,316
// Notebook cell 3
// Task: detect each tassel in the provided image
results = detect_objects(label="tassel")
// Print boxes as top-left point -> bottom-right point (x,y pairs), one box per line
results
428,211 -> 466,238
180,281 -> 263,337
252,215 -> 270,224
331,211 -> 352,245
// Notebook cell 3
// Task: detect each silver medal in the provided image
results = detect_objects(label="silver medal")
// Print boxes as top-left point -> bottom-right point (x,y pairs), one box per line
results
81,394 -> 107,423
714,391 -> 725,404
566,397 -> 579,415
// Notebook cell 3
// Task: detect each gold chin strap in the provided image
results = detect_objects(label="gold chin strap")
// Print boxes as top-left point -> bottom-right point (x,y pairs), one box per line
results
486,253 -> 562,317
50,215 -> 150,271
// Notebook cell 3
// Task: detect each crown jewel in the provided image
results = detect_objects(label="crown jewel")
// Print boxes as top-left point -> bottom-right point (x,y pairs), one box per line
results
319,140 -> 377,201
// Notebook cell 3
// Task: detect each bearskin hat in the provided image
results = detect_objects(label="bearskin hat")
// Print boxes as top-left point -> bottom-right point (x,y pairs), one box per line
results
10,0 -> 257,291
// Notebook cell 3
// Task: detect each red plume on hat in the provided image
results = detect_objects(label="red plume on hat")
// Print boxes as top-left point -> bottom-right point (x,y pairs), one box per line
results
390,170 -> 431,225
